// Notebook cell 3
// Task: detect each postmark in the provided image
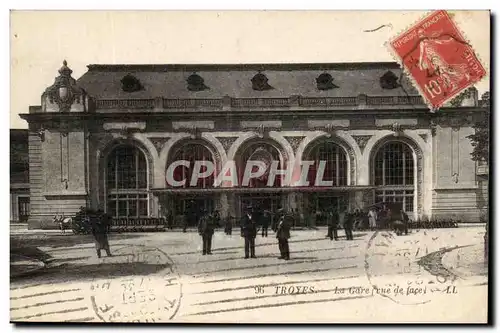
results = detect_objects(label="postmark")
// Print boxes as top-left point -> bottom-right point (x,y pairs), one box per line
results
388,10 -> 486,110
364,230 -> 460,306
89,245 -> 182,323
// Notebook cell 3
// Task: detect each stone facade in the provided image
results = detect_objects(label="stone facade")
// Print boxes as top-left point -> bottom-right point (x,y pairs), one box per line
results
10,129 -> 30,223
20,62 -> 488,229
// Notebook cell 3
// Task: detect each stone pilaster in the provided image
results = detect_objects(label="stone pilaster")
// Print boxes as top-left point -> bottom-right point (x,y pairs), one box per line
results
219,193 -> 229,218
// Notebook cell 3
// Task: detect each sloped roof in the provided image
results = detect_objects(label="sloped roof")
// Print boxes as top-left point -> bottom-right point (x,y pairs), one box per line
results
76,62 -> 420,99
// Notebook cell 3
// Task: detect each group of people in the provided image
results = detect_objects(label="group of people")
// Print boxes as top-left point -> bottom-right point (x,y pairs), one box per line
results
323,206 -> 410,241
197,206 -> 292,260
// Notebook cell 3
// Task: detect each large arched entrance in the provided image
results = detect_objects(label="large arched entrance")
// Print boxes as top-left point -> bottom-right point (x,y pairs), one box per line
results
302,138 -> 350,225
105,144 -> 149,218
371,140 -> 416,214
235,138 -> 288,217
164,140 -> 218,227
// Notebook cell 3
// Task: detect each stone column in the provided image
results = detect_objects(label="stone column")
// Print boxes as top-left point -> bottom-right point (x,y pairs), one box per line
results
287,192 -> 298,211
219,193 -> 229,218
150,194 -> 159,218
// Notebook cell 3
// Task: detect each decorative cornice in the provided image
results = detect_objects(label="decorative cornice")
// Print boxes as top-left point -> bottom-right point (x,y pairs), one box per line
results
186,125 -> 202,139
34,127 -> 46,142
102,122 -> 146,139
377,122 -> 418,134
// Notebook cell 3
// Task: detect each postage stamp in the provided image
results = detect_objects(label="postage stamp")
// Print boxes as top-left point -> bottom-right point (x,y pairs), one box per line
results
388,10 -> 487,110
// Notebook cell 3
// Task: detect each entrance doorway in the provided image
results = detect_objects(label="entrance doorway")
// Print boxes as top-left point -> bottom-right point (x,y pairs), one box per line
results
18,196 -> 30,223
239,193 -> 283,217
303,193 -> 348,226
173,195 -> 214,227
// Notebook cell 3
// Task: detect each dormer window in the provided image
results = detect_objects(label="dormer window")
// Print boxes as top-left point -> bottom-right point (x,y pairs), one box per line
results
380,71 -> 400,89
121,74 -> 143,93
251,72 -> 273,91
187,73 -> 209,91
316,73 -> 339,91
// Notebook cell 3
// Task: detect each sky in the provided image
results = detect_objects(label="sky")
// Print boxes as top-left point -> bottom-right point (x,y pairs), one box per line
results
10,10 -> 490,129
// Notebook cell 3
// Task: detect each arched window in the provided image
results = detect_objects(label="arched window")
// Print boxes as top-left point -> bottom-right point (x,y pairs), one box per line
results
106,145 -> 148,218
238,142 -> 283,187
307,141 -> 348,186
167,142 -> 215,228
169,143 -> 214,188
373,141 -> 415,212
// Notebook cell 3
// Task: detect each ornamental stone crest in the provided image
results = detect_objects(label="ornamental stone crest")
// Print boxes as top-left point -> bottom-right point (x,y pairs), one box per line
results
251,72 -> 273,91
283,136 -> 306,152
419,133 -> 428,143
352,135 -> 372,153
44,60 -> 85,112
216,136 -> 239,152
149,137 -> 171,155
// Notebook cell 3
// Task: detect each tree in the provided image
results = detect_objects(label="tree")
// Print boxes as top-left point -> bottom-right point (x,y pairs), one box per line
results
467,92 -> 490,163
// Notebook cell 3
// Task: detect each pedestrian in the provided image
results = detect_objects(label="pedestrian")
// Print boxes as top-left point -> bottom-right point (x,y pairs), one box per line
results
400,209 -> 409,235
353,209 -> 361,230
198,211 -> 215,255
332,209 -> 339,241
326,208 -> 334,240
338,209 -> 346,230
327,208 -> 339,240
276,209 -> 291,260
261,210 -> 271,237
344,210 -> 354,241
166,210 -> 173,230
368,207 -> 377,231
240,206 -> 257,259
92,210 -> 112,258
225,214 -> 233,235
213,210 -> 221,229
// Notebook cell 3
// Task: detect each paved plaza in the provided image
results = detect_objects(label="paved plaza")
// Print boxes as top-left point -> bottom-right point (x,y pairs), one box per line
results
10,226 -> 488,323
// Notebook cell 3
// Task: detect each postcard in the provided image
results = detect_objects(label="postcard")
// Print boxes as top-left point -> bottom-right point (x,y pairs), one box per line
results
10,10 -> 490,323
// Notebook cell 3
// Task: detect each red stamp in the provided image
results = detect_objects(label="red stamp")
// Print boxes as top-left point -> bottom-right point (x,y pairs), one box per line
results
389,10 -> 487,110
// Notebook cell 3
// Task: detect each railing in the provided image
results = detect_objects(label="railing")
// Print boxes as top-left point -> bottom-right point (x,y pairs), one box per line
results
95,95 -> 428,110
96,99 -> 155,109
231,98 -> 259,107
367,96 -> 396,105
163,99 -> 222,108
110,217 -> 167,232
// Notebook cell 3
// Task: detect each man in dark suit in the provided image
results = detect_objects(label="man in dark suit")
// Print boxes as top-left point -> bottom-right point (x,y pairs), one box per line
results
327,208 -> 339,241
261,210 -> 271,237
198,211 -> 215,255
92,210 -> 113,258
225,214 -> 233,235
240,206 -> 257,259
401,209 -> 409,235
344,210 -> 354,241
276,209 -> 292,260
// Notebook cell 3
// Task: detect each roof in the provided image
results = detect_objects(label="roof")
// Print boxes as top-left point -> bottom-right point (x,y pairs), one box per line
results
76,62 -> 420,100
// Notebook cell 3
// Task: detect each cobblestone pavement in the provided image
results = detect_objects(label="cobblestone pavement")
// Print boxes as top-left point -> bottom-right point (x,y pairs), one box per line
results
10,227 -> 488,323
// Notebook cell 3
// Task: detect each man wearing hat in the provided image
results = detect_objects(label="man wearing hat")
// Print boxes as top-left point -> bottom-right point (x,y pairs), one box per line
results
198,210 -> 215,255
261,210 -> 271,237
240,205 -> 257,259
276,208 -> 292,260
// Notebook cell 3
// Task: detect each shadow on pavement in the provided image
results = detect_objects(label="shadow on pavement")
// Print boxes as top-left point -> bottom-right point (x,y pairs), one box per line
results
10,247 -> 53,263
10,261 -> 170,284
10,233 -> 145,249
